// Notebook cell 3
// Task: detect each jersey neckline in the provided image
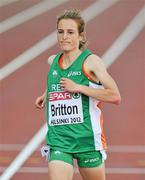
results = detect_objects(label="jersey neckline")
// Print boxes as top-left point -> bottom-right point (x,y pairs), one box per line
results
57,49 -> 89,71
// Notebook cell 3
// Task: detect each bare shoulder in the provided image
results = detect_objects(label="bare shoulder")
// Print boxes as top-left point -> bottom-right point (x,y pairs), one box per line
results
85,54 -> 106,72
47,55 -> 56,65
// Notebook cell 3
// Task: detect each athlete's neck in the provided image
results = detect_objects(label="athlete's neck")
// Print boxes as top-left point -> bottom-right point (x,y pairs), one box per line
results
63,49 -> 82,65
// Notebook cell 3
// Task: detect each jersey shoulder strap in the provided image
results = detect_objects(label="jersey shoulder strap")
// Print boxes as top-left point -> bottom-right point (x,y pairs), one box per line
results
77,48 -> 92,65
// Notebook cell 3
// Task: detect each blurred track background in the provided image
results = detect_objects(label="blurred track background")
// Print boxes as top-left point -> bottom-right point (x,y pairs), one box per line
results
0,0 -> 145,179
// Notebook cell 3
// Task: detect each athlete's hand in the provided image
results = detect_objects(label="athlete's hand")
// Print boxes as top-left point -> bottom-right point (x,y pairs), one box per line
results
35,95 -> 46,109
60,78 -> 80,93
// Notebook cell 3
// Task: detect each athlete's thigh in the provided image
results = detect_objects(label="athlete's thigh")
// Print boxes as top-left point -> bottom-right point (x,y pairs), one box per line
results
48,160 -> 74,180
79,163 -> 105,180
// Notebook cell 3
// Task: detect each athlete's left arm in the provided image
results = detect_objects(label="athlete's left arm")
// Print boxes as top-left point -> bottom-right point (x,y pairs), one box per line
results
60,55 -> 121,104
83,54 -> 121,104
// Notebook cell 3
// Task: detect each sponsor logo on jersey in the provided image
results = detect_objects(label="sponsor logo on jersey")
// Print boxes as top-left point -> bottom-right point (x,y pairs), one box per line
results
72,92 -> 80,99
52,70 -> 58,76
49,91 -> 72,101
49,92 -> 81,101
67,71 -> 81,77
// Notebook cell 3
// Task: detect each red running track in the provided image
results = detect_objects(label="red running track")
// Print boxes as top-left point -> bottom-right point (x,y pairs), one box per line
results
0,1 -> 145,180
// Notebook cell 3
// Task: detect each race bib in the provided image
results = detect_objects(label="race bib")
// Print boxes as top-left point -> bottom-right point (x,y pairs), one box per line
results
48,91 -> 84,126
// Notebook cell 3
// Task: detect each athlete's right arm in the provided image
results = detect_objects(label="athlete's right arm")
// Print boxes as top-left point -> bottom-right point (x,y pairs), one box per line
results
47,54 -> 56,65
35,55 -> 56,109
35,90 -> 46,109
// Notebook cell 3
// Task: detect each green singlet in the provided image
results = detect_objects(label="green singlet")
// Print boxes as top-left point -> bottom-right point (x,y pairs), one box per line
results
46,49 -> 107,153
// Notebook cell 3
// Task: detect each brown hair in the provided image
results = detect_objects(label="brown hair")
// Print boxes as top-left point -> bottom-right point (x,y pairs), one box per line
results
57,9 -> 86,49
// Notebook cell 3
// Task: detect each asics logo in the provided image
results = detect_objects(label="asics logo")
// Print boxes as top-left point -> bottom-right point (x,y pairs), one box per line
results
67,71 -> 81,77
84,157 -> 100,163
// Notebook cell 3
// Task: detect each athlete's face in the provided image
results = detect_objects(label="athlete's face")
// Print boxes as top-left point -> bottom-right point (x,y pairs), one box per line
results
57,19 -> 80,52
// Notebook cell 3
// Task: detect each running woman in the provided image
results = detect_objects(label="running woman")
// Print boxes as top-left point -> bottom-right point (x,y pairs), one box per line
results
35,9 -> 121,180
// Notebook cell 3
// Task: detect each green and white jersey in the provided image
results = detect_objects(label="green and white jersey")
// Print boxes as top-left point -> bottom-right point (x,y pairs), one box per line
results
46,49 -> 107,153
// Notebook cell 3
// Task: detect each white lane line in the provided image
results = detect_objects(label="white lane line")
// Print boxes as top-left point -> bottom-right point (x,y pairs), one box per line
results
0,123 -> 47,180
102,5 -> 145,67
0,0 -> 118,81
0,0 -> 18,7
0,30 -> 57,80
82,0 -> 118,22
0,0 -> 68,33
1,144 -> 145,152
0,167 -> 145,174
